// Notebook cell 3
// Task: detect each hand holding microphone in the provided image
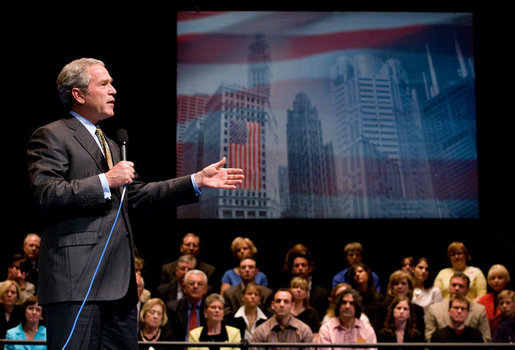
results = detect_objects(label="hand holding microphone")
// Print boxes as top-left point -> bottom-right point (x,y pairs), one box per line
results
105,129 -> 134,188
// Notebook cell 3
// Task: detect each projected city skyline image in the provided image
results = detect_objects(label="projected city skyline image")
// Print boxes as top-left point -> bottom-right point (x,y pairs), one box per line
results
176,11 -> 477,219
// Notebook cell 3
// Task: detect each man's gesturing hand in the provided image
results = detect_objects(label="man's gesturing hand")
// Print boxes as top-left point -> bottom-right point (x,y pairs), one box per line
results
194,157 -> 244,189
105,161 -> 135,188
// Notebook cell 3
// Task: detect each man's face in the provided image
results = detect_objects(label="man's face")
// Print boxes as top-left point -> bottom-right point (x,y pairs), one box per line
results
292,257 -> 310,278
79,64 -> 116,122
175,261 -> 195,281
449,277 -> 468,298
345,250 -> 362,265
272,291 -> 292,318
23,236 -> 40,260
239,258 -> 257,283
339,293 -> 356,321
184,273 -> 207,302
449,300 -> 469,325
180,236 -> 200,256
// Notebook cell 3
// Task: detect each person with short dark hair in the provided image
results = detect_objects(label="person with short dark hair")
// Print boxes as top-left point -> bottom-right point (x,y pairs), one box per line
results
4,295 -> 46,350
430,295 -> 484,346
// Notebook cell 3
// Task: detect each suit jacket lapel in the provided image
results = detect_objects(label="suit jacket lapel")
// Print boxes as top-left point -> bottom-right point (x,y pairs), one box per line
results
63,115 -> 109,173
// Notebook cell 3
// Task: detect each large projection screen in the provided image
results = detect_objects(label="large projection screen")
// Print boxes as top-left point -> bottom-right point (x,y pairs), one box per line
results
176,11 -> 477,219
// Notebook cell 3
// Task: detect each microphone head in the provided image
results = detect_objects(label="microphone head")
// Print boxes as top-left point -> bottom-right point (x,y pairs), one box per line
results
116,129 -> 129,145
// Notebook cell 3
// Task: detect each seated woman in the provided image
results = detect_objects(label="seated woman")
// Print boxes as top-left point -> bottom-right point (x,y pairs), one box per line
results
220,237 -> 268,295
434,241 -> 487,300
475,264 -> 510,331
377,296 -> 424,345
411,257 -> 442,318
5,295 -> 46,350
189,293 -> 241,350
290,277 -> 320,338
138,298 -> 171,349
0,280 -> 24,340
228,283 -> 267,340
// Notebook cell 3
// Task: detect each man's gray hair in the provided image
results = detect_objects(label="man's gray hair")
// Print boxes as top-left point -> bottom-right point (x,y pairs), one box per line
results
57,58 -> 105,110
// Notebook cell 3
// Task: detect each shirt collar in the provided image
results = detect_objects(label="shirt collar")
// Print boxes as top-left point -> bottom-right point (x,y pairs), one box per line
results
70,110 -> 97,137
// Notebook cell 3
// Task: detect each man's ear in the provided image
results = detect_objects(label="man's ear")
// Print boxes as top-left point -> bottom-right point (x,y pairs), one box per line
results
71,87 -> 85,104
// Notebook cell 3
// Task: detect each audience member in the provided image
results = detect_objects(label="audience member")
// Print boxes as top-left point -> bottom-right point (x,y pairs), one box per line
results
223,258 -> 273,318
317,288 -> 377,350
400,256 -> 415,275
491,289 -> 514,334
19,234 -> 40,291
332,242 -> 380,292
6,254 -> 35,303
251,289 -> 313,350
425,272 -> 490,342
220,237 -> 268,295
411,257 -> 442,317
0,280 -> 24,339
475,264 -> 510,330
321,283 -> 371,326
282,244 -> 329,319
136,273 -> 146,325
138,298 -> 171,349
166,269 -> 209,341
376,296 -> 424,344
382,270 -> 425,335
228,282 -> 268,340
161,233 -> 216,285
188,293 -> 241,350
4,296 -> 46,350
492,293 -> 515,343
430,295 -> 484,346
157,255 -> 197,303
348,262 -> 385,332
290,276 -> 320,338
434,242 -> 487,300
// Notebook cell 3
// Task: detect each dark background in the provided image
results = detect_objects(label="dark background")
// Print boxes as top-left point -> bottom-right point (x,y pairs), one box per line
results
2,3 -> 511,296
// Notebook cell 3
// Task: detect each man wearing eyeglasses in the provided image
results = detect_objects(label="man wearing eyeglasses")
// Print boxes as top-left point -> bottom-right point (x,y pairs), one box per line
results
425,272 -> 490,341
165,269 -> 210,340
430,295 -> 484,345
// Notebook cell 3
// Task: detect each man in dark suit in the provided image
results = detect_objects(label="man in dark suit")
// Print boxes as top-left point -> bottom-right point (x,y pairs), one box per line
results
157,254 -> 197,303
160,233 -> 216,285
26,58 -> 243,350
165,269 -> 209,340
223,258 -> 273,318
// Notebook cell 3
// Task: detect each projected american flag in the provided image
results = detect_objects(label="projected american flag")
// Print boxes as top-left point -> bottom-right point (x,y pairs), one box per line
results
229,119 -> 261,190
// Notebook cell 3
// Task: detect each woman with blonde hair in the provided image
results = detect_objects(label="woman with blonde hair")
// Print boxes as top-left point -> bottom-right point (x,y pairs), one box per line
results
220,237 -> 268,294
434,242 -> 487,300
138,298 -> 170,349
0,280 -> 24,339
290,277 -> 320,337
475,264 -> 510,331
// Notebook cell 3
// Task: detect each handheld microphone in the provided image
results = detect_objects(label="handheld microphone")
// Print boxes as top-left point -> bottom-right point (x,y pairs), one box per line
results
116,129 -> 129,161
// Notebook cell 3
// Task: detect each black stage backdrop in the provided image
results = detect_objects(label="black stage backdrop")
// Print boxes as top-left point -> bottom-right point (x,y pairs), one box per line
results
2,3 -> 511,295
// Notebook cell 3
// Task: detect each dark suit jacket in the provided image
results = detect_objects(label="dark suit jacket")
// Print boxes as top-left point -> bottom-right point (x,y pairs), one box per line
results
165,297 -> 206,341
161,260 -> 216,284
27,115 -> 198,305
223,283 -> 274,318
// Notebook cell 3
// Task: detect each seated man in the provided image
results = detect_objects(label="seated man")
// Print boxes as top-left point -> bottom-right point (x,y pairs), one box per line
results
223,257 -> 273,318
430,295 -> 484,345
251,288 -> 313,350
157,254 -> 196,303
165,269 -> 209,341
425,272 -> 490,342
332,242 -> 380,292
161,233 -> 215,285
318,288 -> 377,350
